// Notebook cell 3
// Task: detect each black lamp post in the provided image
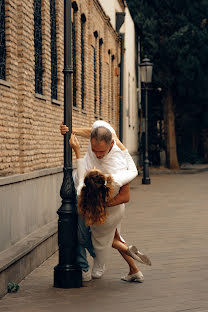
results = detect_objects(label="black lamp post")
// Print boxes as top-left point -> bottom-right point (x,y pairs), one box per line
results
54,0 -> 82,288
140,57 -> 153,185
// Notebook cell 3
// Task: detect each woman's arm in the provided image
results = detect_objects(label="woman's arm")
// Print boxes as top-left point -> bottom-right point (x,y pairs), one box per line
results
106,184 -> 130,207
112,133 -> 126,151
69,134 -> 81,158
69,134 -> 86,194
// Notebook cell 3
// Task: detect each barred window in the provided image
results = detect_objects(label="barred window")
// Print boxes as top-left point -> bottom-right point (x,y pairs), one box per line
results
93,31 -> 98,115
108,50 -> 111,122
50,0 -> 57,99
34,0 -> 43,94
93,47 -> 97,114
0,0 -> 6,80
81,14 -> 86,110
111,55 -> 115,123
99,38 -> 103,117
72,2 -> 78,107
72,19 -> 76,107
128,72 -> 131,127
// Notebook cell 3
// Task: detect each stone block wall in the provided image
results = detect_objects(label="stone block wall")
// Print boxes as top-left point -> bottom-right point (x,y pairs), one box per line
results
0,0 -> 121,177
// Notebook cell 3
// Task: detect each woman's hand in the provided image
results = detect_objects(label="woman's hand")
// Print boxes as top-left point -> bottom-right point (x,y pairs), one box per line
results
70,134 -> 81,158
112,133 -> 126,151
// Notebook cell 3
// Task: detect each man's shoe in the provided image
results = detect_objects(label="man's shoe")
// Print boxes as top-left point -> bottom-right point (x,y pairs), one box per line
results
92,259 -> 105,279
82,270 -> 92,282
121,271 -> 144,283
127,245 -> 152,266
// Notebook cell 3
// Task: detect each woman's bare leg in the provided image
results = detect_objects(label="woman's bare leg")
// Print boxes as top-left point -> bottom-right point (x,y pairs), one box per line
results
112,230 -> 140,275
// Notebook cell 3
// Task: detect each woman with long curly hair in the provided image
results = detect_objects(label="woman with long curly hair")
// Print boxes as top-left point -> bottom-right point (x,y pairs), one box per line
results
70,133 -> 151,282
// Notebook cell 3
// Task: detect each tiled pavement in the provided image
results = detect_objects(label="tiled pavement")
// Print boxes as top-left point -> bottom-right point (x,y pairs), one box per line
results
1,172 -> 208,312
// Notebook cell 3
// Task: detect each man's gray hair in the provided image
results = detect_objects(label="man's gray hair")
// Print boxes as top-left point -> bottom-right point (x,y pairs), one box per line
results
90,126 -> 112,146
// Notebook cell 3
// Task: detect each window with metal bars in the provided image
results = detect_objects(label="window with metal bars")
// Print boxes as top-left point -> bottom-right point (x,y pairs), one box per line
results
94,47 -> 97,114
81,14 -> 86,110
72,3 -> 78,107
108,50 -> 111,121
50,0 -> 57,99
111,55 -> 115,122
128,72 -> 131,127
93,31 -> 98,115
99,38 -> 103,117
72,19 -> 76,106
34,0 -> 43,94
0,0 -> 6,80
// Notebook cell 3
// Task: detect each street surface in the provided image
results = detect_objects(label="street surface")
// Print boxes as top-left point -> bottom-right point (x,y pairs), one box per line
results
1,172 -> 208,312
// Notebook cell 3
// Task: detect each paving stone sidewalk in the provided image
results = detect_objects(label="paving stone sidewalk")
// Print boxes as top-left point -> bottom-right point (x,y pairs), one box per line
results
149,163 -> 208,175
1,172 -> 208,312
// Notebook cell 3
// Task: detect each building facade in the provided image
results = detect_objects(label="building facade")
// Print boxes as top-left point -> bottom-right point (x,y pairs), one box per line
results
0,0 -> 122,296
99,0 -> 140,165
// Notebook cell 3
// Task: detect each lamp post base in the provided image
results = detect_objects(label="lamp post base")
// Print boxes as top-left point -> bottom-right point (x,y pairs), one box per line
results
142,159 -> 151,185
54,167 -> 82,289
142,177 -> 151,184
54,264 -> 82,288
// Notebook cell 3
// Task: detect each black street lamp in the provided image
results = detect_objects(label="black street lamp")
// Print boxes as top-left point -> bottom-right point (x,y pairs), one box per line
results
140,57 -> 153,185
54,0 -> 82,288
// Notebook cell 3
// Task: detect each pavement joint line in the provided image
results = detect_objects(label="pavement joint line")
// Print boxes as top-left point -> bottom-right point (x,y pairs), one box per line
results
1,172 -> 208,311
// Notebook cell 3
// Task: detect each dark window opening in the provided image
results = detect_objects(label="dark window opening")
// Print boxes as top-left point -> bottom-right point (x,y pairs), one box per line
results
34,0 -> 43,94
99,38 -> 103,116
72,10 -> 77,107
81,14 -> 86,110
0,0 -> 6,80
50,0 -> 58,99
94,46 -> 97,114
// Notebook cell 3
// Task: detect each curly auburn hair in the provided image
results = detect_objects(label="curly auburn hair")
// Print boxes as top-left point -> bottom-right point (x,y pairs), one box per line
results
78,170 -> 114,226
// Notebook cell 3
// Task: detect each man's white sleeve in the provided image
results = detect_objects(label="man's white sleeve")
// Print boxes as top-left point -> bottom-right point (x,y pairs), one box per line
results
111,150 -> 138,187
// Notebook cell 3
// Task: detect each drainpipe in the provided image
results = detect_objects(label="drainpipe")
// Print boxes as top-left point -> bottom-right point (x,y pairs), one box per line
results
116,12 -> 125,141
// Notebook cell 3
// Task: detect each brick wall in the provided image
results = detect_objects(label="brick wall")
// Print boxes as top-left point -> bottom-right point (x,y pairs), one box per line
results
0,0 -> 121,177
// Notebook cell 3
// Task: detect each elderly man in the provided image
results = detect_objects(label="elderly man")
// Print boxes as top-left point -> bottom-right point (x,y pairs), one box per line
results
60,120 -> 138,281
61,120 -> 137,184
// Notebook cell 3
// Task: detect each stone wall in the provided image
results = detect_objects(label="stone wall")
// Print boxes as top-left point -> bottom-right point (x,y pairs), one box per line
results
0,0 -> 121,295
0,0 -> 121,177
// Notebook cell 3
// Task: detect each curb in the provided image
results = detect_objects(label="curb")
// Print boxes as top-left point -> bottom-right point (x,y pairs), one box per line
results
138,166 -> 208,175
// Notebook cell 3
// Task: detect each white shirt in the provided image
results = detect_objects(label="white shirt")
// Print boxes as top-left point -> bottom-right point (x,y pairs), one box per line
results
74,149 -> 138,195
84,120 -> 127,174
73,121 -> 138,194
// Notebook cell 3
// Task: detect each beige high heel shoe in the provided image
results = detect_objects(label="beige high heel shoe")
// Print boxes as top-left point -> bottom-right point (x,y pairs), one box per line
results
127,245 -> 152,266
121,271 -> 144,282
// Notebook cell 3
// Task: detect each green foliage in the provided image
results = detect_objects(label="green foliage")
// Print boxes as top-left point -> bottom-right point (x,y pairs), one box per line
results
8,282 -> 19,293
126,0 -> 208,106
127,0 -> 208,164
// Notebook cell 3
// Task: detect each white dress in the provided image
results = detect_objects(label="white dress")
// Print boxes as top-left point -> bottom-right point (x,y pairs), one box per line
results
91,180 -> 124,265
75,149 -> 138,266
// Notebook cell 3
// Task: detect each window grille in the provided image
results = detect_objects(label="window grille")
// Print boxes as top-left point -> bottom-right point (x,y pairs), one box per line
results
108,50 -> 111,121
0,0 -> 6,80
94,46 -> 97,114
72,14 -> 76,107
72,2 -> 78,107
50,0 -> 57,99
111,55 -> 115,122
99,39 -> 103,116
34,0 -> 43,94
81,15 -> 86,110
93,31 -> 98,115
